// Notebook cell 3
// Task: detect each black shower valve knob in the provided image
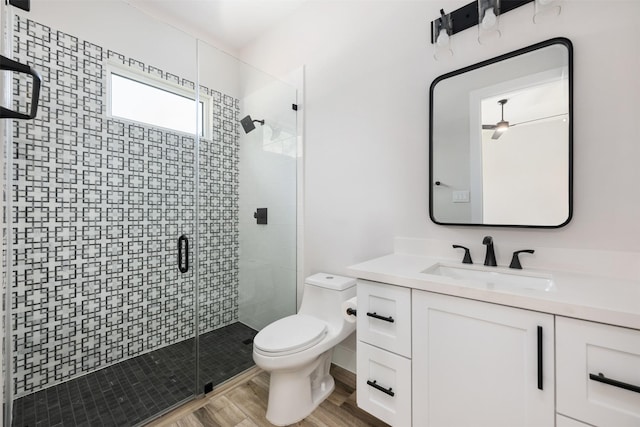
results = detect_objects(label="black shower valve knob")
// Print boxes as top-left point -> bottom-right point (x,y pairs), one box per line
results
254,208 -> 267,224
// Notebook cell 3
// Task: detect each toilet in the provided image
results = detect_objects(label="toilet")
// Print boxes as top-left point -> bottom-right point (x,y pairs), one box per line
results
252,273 -> 357,426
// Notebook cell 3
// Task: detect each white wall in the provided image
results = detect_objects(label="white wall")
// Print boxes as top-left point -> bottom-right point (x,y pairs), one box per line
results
240,0 -> 640,369
483,119 -> 568,225
241,0 -> 640,272
238,80 -> 298,330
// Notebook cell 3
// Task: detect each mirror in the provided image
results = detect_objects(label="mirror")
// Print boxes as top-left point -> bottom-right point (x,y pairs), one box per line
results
430,38 -> 572,228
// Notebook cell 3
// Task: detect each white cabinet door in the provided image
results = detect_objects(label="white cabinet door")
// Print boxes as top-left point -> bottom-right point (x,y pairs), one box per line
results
556,316 -> 640,427
412,291 -> 554,427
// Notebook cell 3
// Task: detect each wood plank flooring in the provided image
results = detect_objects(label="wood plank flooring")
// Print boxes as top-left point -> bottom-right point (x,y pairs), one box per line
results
148,365 -> 389,427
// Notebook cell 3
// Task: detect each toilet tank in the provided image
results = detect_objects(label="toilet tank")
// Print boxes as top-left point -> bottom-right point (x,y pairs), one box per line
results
298,273 -> 356,324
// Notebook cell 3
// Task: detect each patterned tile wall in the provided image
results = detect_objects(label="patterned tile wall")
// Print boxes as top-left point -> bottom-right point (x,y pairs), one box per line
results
10,15 -> 239,397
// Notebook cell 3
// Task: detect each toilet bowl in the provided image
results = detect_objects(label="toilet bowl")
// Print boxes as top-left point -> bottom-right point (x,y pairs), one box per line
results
252,273 -> 356,426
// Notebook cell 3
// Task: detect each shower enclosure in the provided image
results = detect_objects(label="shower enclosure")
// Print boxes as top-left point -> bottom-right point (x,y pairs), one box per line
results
1,1 -> 298,426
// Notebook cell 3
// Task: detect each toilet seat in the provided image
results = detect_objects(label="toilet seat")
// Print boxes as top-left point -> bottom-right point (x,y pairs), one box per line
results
254,314 -> 327,356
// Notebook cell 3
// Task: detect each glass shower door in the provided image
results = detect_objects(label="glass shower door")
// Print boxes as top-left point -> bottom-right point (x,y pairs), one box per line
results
5,2 -> 199,425
196,40 -> 298,393
4,1 -> 300,425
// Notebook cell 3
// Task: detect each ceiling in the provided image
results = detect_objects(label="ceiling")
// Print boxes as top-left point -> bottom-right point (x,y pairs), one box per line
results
128,0 -> 309,52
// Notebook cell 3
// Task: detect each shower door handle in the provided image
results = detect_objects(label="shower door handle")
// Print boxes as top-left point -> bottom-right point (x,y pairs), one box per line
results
0,55 -> 42,120
178,235 -> 189,273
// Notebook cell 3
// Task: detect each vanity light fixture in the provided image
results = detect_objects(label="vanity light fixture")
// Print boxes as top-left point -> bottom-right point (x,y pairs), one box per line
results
431,0 -> 536,46
478,0 -> 501,44
432,9 -> 453,60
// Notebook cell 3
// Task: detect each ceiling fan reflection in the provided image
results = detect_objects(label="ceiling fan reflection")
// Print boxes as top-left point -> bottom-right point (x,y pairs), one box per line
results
482,98 -> 567,140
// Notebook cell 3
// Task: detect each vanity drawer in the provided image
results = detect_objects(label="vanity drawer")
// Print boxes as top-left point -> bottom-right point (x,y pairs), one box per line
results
556,316 -> 640,427
357,341 -> 411,427
357,280 -> 411,357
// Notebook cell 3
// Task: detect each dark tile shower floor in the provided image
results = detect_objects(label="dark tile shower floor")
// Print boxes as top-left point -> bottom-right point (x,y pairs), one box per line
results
11,322 -> 258,427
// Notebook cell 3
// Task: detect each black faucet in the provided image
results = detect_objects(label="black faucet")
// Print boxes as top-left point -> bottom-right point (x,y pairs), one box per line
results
482,236 -> 497,267
510,249 -> 535,269
452,245 -> 473,264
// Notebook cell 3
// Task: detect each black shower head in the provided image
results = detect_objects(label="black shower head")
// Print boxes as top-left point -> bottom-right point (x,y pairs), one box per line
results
240,115 -> 265,134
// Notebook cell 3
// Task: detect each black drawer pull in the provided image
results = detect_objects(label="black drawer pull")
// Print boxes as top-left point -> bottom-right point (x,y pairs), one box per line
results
537,326 -> 543,390
366,312 -> 395,323
589,372 -> 640,394
178,235 -> 189,273
367,380 -> 395,397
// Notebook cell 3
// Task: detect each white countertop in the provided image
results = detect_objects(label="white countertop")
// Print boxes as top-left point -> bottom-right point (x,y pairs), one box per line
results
347,253 -> 640,330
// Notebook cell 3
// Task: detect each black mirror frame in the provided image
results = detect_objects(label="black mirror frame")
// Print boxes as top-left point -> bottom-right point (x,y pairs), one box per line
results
429,37 -> 573,229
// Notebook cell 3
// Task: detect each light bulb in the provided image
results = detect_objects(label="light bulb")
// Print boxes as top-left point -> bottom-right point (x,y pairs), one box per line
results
534,0 -> 561,23
496,121 -> 509,132
436,28 -> 449,47
481,9 -> 497,30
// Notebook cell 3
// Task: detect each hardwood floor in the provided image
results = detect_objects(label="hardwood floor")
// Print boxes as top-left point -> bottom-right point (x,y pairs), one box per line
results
148,365 -> 389,427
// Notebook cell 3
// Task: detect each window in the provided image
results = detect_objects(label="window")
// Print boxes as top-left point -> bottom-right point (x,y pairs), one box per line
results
109,69 -> 207,137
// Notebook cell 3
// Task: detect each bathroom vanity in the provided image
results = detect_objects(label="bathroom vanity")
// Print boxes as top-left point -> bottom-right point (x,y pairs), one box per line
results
347,253 -> 640,427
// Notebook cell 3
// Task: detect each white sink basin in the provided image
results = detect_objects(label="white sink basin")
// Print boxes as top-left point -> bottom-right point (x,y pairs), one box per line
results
422,263 -> 556,292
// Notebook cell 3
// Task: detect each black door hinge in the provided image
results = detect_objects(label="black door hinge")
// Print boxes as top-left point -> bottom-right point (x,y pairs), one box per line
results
292,104 -> 298,111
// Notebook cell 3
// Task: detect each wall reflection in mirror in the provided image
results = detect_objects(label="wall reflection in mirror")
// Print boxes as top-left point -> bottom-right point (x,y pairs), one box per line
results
430,38 -> 573,228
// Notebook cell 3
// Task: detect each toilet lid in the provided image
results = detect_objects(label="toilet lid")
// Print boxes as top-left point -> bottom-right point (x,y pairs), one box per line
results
254,314 -> 327,355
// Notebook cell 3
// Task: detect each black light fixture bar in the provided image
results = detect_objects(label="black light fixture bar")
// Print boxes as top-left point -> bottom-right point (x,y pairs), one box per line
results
8,0 -> 31,12
430,0 -> 532,44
